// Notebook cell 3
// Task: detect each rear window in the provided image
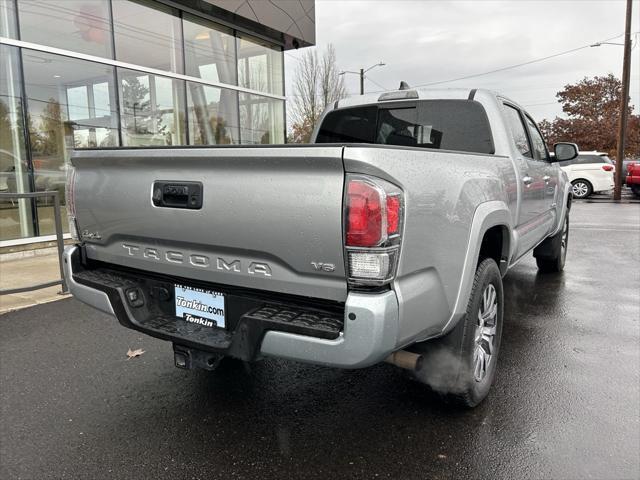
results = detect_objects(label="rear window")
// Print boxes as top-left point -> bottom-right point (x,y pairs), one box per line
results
316,100 -> 494,154
577,154 -> 609,164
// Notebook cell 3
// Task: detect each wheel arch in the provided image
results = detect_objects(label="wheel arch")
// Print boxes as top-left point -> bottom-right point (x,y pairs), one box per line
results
478,224 -> 510,276
440,201 -> 512,336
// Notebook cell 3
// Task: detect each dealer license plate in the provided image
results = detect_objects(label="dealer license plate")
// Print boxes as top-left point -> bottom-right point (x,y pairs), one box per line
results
174,284 -> 226,328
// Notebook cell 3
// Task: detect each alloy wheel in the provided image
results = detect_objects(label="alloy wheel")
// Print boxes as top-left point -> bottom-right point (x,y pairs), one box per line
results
473,284 -> 498,382
572,182 -> 589,198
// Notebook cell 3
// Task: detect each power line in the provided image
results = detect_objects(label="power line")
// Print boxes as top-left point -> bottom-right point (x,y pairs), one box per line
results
364,75 -> 388,91
284,52 -> 301,63
406,32 -> 636,89
286,32 -> 640,100
522,101 -> 559,107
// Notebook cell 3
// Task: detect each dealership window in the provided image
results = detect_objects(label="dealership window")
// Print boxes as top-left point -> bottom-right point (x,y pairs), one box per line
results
112,0 -> 183,73
0,1 -> 288,242
18,0 -> 113,58
0,0 -> 18,39
0,45 -> 34,241
22,49 -> 118,235
183,13 -> 237,86
239,94 -> 284,144
237,35 -> 283,96
187,83 -> 239,145
119,68 -> 186,146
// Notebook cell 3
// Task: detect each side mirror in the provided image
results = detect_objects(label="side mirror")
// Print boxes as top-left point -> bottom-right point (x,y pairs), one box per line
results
553,142 -> 579,162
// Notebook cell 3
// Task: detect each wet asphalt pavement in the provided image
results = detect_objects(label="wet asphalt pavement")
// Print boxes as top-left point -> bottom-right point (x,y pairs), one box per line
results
1,201 -> 639,480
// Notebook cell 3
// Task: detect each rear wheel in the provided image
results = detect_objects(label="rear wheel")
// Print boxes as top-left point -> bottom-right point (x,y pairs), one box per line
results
571,179 -> 592,199
631,185 -> 640,198
535,213 -> 569,273
412,258 -> 503,408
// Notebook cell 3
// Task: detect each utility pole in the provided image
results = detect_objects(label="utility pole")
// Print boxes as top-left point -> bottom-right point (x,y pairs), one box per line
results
339,62 -> 385,95
613,0 -> 633,201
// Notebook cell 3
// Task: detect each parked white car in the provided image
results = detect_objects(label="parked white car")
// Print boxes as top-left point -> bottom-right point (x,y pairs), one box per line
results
560,151 -> 614,199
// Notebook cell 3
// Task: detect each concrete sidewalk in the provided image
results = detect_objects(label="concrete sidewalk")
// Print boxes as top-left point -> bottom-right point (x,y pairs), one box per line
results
0,249 -> 70,314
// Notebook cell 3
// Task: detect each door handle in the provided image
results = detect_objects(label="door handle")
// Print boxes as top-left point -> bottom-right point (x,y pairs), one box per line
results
152,181 -> 203,209
543,175 -> 551,183
523,176 -> 533,186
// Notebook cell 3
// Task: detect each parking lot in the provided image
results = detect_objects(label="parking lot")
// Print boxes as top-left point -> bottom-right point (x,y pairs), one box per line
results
1,201 -> 639,480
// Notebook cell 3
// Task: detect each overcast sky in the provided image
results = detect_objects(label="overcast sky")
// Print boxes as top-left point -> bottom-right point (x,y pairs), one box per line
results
284,0 -> 640,123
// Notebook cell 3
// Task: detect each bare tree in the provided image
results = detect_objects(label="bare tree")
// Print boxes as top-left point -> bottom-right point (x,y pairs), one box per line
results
289,44 -> 347,143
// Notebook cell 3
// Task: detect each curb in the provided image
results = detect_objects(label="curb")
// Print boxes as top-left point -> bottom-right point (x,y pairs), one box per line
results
0,292 -> 72,315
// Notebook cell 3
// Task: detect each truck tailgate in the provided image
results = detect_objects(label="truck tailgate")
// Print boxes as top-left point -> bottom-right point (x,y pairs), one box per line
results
71,146 -> 347,302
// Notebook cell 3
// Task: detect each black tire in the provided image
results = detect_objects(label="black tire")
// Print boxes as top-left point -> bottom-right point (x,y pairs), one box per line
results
534,213 -> 569,273
631,185 -> 640,198
411,258 -> 504,408
571,179 -> 592,199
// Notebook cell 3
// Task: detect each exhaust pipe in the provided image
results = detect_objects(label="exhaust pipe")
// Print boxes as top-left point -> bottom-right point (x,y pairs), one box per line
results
385,350 -> 423,371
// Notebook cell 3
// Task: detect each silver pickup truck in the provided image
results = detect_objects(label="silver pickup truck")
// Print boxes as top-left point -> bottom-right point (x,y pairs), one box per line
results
63,87 -> 577,407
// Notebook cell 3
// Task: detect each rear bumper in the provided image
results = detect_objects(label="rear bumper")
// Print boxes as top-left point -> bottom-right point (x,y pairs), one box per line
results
626,175 -> 640,186
592,175 -> 614,192
64,245 -> 399,369
260,290 -> 398,368
64,247 -> 115,316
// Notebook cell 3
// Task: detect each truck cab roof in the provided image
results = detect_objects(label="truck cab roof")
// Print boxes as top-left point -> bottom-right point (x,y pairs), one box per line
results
334,87 -> 521,111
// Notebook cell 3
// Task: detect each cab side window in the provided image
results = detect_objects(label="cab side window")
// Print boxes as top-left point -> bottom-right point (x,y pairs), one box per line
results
502,104 -> 531,158
524,115 -> 549,161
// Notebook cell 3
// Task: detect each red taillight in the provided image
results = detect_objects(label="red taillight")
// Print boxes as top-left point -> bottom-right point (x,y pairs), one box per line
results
346,180 -> 383,247
346,178 -> 403,247
386,195 -> 400,235
345,175 -> 404,285
602,165 -> 613,171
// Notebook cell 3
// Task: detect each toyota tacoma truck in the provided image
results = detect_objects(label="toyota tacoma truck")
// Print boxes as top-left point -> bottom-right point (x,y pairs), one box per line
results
63,86 -> 577,407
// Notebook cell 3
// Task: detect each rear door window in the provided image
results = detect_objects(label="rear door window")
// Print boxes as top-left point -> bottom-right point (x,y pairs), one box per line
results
316,100 -> 494,154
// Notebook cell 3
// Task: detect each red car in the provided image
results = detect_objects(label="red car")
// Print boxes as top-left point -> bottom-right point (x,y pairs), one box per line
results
626,162 -> 640,197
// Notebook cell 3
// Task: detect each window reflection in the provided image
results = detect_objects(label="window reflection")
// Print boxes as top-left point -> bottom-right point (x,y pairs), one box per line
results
239,94 -> 284,144
22,50 -> 118,235
119,69 -> 186,146
187,83 -> 239,145
0,0 -> 19,38
112,0 -> 182,73
525,115 -> 548,161
18,0 -> 113,58
183,13 -> 236,86
237,35 -> 283,96
503,104 -> 532,158
0,45 -> 34,240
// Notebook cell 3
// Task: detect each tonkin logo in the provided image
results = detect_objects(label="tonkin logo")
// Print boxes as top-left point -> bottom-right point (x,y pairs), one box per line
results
183,313 -> 217,328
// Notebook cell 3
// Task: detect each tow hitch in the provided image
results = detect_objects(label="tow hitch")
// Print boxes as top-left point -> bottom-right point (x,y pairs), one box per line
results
173,344 -> 223,371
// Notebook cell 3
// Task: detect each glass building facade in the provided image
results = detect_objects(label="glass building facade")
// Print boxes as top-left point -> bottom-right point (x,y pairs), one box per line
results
0,0 -> 289,243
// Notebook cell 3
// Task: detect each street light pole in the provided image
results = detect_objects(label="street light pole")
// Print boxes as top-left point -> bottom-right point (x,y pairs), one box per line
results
339,62 -> 385,95
614,0 -> 633,201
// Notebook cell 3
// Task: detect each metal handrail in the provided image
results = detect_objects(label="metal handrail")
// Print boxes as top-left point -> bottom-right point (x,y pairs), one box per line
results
0,191 -> 69,295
